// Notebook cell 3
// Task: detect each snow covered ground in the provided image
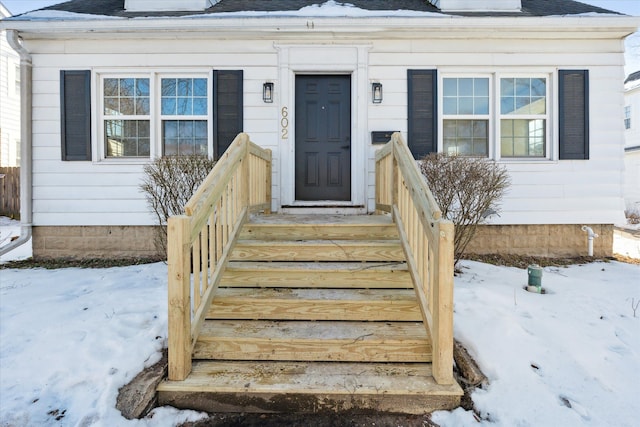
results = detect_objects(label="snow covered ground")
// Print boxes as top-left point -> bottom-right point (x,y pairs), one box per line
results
1,217 -> 639,426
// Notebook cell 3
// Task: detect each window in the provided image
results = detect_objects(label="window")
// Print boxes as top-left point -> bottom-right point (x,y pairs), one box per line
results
439,74 -> 549,159
103,77 -> 150,157
625,105 -> 631,130
99,74 -> 211,159
161,78 -> 208,155
500,78 -> 547,157
442,77 -> 489,156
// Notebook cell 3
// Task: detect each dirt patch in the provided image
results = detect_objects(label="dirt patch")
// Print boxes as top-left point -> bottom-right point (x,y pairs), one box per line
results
180,412 -> 440,427
461,253 -> 615,269
0,256 -> 164,270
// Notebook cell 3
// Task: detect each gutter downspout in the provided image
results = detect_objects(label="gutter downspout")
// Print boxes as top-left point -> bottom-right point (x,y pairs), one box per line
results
1,30 -> 32,257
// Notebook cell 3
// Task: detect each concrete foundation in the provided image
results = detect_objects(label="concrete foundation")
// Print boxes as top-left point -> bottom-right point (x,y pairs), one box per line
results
31,223 -> 613,260
32,225 -> 163,260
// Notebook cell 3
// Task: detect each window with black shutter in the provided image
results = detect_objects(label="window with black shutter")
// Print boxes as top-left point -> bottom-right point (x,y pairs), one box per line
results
61,70 -> 91,161
407,69 -> 437,159
559,70 -> 589,160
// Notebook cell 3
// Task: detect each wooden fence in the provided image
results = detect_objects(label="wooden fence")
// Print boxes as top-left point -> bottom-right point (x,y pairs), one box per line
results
0,167 -> 20,218
167,133 -> 272,381
375,132 -> 455,385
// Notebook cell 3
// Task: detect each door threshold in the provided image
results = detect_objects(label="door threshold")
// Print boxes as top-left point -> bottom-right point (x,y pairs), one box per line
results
281,206 -> 367,215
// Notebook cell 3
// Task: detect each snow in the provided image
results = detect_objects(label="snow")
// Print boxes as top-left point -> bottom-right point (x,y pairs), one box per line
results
1,216 -> 639,426
0,217 -> 31,263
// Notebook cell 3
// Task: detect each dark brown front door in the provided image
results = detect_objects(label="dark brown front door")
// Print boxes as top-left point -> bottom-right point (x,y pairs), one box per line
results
295,75 -> 351,201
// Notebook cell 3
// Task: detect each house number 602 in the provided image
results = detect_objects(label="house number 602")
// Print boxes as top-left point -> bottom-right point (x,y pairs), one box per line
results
281,107 -> 289,140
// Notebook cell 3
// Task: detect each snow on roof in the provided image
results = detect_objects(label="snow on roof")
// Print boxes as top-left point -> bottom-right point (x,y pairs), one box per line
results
6,0 -> 625,21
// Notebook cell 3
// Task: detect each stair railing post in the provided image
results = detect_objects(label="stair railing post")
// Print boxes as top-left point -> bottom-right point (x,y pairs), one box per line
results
433,220 -> 455,384
167,215 -> 193,381
265,149 -> 272,214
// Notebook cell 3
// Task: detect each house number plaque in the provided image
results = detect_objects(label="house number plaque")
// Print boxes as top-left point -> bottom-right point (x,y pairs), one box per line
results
281,106 -> 289,139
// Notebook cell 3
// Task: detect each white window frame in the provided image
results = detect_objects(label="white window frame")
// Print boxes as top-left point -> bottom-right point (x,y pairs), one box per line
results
624,105 -> 631,130
156,73 -> 211,157
439,71 -> 553,162
440,74 -> 493,158
495,73 -> 551,161
96,70 -> 213,163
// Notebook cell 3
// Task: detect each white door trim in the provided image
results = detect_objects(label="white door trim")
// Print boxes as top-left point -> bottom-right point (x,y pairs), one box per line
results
275,43 -> 370,211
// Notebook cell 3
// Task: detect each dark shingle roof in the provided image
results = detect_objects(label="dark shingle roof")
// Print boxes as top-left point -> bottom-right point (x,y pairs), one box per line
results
20,0 -> 623,18
626,70 -> 640,84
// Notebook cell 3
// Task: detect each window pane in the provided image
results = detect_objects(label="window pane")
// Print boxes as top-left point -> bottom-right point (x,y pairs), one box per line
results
500,119 -> 545,157
194,78 -> 207,96
105,119 -> 150,157
162,79 -> 176,96
163,120 -> 208,156
162,77 -> 207,117
162,98 -> 176,115
104,79 -> 118,97
443,98 -> 457,115
119,78 -> 134,97
458,78 -> 473,95
443,78 -> 457,96
443,119 -> 488,157
459,97 -> 473,115
104,77 -> 149,116
443,77 -> 489,116
501,77 -> 546,116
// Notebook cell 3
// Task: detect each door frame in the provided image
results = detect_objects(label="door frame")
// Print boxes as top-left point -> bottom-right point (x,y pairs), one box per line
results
276,44 -> 370,212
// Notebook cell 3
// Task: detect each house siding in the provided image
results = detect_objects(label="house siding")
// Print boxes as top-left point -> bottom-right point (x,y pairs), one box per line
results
0,22 -> 21,167
23,32 -> 626,231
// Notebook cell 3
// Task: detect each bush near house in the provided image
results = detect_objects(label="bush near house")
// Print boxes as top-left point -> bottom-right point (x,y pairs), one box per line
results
140,155 -> 217,255
420,153 -> 510,266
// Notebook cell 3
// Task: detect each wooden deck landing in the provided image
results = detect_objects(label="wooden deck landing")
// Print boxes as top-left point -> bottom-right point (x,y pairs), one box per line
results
158,214 -> 462,414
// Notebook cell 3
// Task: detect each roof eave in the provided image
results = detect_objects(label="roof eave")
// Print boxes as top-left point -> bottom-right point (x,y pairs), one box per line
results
1,15 -> 639,38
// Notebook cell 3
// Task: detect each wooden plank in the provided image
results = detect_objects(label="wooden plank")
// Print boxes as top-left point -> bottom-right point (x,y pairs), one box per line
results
231,240 -> 405,262
157,361 -> 462,414
194,320 -> 431,362
239,223 -> 399,241
207,288 -> 421,321
432,220 -> 456,385
221,261 -> 413,289
166,215 -> 192,381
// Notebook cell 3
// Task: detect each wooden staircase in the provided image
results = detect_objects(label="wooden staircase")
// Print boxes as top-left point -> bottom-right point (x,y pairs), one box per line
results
157,215 -> 463,414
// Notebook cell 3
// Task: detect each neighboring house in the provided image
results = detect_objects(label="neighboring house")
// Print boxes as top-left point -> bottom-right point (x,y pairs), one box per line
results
0,0 -> 638,259
0,1 -> 20,167
623,71 -> 640,215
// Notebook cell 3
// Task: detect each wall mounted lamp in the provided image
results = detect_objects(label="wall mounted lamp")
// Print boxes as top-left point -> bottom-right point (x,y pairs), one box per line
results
263,82 -> 274,103
372,82 -> 383,104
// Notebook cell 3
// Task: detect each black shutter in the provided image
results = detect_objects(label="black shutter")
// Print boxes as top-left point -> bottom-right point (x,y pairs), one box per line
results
61,70 -> 92,161
407,69 -> 437,159
559,70 -> 589,160
213,70 -> 243,158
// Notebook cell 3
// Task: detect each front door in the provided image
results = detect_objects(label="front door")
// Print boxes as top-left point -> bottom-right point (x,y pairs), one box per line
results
295,75 -> 351,201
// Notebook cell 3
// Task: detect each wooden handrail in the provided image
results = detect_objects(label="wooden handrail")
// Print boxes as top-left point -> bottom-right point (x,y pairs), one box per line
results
167,133 -> 272,380
375,132 -> 455,385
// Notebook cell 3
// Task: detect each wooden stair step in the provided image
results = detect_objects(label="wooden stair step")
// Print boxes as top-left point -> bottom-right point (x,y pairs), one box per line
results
240,222 -> 399,241
157,360 -> 463,414
231,240 -> 405,262
208,288 -> 421,321
221,261 -> 413,288
194,320 -> 431,362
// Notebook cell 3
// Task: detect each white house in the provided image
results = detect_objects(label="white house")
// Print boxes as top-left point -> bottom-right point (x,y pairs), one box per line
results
0,0 -> 638,259
0,1 -> 20,167
623,71 -> 640,216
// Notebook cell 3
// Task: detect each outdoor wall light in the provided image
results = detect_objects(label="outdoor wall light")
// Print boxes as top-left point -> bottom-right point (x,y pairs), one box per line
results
263,82 -> 274,103
372,82 -> 383,104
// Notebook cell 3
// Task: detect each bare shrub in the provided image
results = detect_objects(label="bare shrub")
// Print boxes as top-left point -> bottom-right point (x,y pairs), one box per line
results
140,155 -> 216,256
625,209 -> 640,225
419,153 -> 510,266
